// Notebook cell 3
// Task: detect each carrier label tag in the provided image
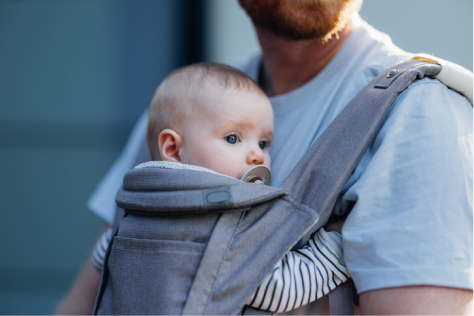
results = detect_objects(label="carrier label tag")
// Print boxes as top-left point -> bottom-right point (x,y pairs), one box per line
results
203,187 -> 233,210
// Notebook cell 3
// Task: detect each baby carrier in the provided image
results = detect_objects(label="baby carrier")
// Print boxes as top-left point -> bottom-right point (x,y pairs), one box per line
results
93,59 -> 471,315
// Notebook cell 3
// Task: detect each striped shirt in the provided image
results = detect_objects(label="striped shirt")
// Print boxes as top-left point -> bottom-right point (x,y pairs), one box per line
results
91,227 -> 112,272
92,227 -> 349,313
246,228 -> 349,312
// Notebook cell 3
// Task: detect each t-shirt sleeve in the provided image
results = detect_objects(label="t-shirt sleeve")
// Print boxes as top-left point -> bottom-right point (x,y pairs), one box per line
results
87,110 -> 149,224
340,78 -> 473,293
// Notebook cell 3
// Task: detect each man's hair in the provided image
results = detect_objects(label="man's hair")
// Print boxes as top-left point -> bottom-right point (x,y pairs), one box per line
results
147,62 -> 265,160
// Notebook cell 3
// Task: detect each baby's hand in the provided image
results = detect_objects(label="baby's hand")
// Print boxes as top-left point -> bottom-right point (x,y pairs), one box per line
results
324,215 -> 347,234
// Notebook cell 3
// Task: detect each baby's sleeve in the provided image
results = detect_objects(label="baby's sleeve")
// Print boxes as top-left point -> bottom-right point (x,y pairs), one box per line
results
246,228 -> 350,313
91,227 -> 113,272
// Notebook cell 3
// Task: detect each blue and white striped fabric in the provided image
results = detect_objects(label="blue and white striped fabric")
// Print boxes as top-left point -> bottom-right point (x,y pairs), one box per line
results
91,227 -> 112,272
246,228 -> 349,313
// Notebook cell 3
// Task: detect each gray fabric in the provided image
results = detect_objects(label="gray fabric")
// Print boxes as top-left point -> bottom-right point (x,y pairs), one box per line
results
242,306 -> 276,315
103,213 -> 219,314
116,167 -> 287,213
94,60 -> 441,315
113,129 -> 152,227
183,212 -> 244,314
96,171 -> 319,315
187,199 -> 318,315
328,280 -> 355,315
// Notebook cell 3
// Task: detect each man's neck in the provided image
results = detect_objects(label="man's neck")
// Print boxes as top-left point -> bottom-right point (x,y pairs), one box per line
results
257,23 -> 353,97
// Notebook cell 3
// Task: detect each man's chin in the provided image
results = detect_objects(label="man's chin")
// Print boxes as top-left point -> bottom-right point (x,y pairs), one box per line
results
239,0 -> 361,42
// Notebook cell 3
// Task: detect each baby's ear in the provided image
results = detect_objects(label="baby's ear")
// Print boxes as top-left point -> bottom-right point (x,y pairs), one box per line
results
158,129 -> 182,163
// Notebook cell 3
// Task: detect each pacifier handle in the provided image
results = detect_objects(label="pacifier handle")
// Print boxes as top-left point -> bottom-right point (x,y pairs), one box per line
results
240,165 -> 272,185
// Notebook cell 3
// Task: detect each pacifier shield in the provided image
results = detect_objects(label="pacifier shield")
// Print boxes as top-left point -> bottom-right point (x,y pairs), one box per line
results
240,165 -> 271,185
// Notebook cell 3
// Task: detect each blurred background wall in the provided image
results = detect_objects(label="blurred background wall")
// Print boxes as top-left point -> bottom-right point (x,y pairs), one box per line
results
0,0 -> 471,314
0,0 -> 204,313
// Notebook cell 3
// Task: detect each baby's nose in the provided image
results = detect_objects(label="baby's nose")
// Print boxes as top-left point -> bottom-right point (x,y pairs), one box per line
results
246,148 -> 264,165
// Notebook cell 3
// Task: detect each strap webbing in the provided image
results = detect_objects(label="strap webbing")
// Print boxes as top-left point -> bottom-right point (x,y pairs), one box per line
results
328,280 -> 355,315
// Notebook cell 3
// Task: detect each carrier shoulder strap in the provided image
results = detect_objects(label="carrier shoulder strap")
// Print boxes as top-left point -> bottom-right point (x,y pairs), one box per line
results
244,59 -> 441,315
281,59 -> 440,220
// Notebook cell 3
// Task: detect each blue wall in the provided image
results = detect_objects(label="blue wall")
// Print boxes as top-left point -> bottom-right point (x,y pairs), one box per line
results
0,0 -> 190,313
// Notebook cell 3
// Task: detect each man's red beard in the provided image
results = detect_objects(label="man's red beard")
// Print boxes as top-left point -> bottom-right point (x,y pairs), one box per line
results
238,0 -> 362,42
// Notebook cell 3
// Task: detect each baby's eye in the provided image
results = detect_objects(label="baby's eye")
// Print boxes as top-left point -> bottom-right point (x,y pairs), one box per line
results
226,135 -> 238,144
259,141 -> 266,149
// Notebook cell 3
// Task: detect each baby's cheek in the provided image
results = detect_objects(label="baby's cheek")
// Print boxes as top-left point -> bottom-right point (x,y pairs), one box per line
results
264,153 -> 271,171
210,158 -> 242,179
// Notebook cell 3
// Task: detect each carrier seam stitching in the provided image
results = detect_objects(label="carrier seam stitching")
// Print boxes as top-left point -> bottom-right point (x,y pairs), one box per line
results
202,210 -> 246,314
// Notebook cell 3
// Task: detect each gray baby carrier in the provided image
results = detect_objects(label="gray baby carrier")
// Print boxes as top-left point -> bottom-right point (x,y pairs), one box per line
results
93,61 -> 443,315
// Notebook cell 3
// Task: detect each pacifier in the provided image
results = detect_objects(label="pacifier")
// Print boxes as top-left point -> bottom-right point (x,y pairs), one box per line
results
240,165 -> 271,185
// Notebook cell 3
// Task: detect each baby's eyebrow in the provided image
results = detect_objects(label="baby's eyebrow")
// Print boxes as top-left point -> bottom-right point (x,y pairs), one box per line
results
265,130 -> 274,140
215,120 -> 274,138
216,120 -> 250,131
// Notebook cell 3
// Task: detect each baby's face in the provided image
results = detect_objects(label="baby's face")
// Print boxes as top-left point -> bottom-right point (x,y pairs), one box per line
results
179,88 -> 274,180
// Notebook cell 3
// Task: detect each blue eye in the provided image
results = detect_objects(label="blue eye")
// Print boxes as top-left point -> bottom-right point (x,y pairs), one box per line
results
259,141 -> 266,149
226,135 -> 238,144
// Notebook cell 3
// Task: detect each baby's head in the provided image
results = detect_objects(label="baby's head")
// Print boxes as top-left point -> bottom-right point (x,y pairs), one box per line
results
147,62 -> 274,180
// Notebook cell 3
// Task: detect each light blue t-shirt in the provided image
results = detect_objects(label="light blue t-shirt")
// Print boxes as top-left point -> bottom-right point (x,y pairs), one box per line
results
88,16 -> 472,294
238,17 -> 472,293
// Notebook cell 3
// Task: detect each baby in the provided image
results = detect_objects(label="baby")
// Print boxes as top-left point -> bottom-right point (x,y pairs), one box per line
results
93,62 -> 349,313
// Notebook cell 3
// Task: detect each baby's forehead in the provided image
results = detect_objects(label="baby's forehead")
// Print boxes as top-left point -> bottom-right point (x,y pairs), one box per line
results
172,64 -> 265,97
163,64 -> 272,120
197,84 -> 269,113
180,75 -> 253,100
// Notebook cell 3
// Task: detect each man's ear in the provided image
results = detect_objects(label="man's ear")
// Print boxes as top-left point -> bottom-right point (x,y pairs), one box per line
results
158,129 -> 182,163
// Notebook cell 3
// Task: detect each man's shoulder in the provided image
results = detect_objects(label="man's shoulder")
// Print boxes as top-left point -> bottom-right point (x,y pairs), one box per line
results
372,76 -> 472,159
375,65 -> 469,149
393,76 -> 472,124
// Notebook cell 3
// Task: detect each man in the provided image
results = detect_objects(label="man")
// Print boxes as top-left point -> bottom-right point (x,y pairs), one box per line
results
57,0 -> 473,314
